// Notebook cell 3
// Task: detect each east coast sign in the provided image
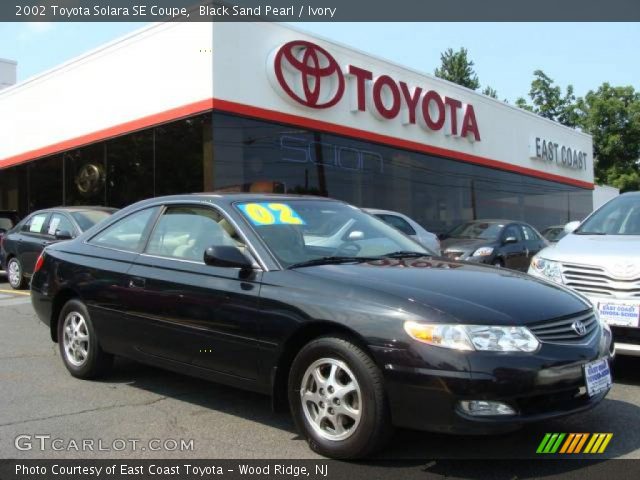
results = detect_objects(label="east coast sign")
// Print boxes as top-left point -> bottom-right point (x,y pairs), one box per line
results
267,40 -> 481,142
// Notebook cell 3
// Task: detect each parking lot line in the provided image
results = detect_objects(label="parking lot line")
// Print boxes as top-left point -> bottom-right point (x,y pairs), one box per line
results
0,289 -> 30,296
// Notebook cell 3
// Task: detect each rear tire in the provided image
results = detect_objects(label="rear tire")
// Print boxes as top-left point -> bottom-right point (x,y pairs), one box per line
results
7,257 -> 27,290
288,336 -> 392,459
57,299 -> 112,379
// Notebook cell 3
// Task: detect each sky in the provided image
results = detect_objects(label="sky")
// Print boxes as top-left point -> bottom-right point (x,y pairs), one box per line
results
1,22 -> 639,103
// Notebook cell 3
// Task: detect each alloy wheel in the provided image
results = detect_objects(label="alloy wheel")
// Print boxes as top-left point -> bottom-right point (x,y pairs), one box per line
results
300,358 -> 362,441
7,260 -> 21,288
62,311 -> 90,367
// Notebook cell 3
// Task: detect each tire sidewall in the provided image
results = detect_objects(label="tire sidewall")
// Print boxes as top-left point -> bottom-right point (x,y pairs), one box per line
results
57,299 -> 102,378
288,337 -> 384,459
7,257 -> 24,289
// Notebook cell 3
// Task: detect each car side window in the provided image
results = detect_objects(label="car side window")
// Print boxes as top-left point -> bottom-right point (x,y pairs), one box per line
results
22,213 -> 48,234
520,225 -> 539,241
502,225 -> 522,242
146,206 -> 244,263
377,214 -> 417,236
90,208 -> 155,252
47,214 -> 75,237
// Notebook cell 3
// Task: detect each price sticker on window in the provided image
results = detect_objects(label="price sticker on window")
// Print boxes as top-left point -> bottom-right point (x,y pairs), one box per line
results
238,203 -> 305,226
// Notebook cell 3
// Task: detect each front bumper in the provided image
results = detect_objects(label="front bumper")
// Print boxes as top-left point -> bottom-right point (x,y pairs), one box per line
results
371,331 -> 613,434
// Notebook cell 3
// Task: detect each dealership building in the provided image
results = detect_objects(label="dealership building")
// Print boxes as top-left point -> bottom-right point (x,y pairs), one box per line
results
0,22 -> 594,234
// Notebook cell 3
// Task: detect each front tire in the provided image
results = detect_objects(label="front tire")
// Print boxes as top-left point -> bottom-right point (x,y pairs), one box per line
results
288,336 -> 392,459
7,257 -> 27,290
57,299 -> 112,379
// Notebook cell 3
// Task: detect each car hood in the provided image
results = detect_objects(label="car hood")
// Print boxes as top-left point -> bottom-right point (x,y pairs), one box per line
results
296,257 -> 590,326
536,233 -> 640,269
440,238 -> 493,254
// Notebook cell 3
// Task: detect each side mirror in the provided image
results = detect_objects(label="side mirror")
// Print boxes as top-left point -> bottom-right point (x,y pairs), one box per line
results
204,245 -> 252,270
54,230 -> 73,240
503,236 -> 517,244
564,220 -> 581,234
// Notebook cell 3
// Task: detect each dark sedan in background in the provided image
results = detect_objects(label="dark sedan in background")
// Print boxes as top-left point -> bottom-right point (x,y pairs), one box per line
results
2,206 -> 116,289
441,219 -> 548,271
0,210 -> 20,270
30,194 -> 612,459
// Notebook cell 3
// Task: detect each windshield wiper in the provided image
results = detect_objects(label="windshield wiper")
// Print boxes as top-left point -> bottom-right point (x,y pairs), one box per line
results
381,251 -> 431,258
288,256 -> 382,269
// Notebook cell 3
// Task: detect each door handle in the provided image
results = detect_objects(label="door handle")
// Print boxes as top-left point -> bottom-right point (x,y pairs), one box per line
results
129,277 -> 146,289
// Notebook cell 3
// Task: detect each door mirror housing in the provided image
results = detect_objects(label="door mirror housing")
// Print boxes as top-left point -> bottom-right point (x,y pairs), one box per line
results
54,230 -> 73,240
503,236 -> 518,244
204,245 -> 253,270
564,220 -> 581,234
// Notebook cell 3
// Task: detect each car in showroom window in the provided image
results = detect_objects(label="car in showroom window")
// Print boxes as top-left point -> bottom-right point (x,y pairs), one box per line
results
529,192 -> 640,357
30,194 -> 613,459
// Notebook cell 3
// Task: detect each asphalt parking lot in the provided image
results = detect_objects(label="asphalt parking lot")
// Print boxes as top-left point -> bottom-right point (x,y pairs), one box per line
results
1,275 -> 640,461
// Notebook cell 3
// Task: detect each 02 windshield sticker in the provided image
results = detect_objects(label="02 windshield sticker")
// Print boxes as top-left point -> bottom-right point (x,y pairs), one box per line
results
238,203 -> 306,226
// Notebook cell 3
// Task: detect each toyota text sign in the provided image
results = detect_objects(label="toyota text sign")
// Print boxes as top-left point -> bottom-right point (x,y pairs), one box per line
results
268,40 -> 481,142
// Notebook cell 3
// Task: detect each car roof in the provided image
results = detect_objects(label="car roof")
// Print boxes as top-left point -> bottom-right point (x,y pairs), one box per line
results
123,193 -> 343,210
32,206 -> 117,213
363,208 -> 406,216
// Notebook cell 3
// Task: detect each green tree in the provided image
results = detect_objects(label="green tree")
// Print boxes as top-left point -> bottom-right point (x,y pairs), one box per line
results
434,48 -> 480,90
516,70 -> 578,127
482,86 -> 498,99
575,83 -> 640,187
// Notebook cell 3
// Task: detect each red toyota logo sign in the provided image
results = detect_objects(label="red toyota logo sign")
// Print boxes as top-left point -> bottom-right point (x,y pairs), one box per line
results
268,40 -> 481,142
271,40 -> 345,109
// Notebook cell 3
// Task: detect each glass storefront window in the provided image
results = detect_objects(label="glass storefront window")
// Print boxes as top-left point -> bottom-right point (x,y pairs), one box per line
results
0,110 -> 593,235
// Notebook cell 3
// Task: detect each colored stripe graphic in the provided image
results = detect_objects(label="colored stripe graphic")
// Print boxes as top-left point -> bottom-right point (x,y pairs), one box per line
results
538,433 -> 613,454
537,433 -> 565,453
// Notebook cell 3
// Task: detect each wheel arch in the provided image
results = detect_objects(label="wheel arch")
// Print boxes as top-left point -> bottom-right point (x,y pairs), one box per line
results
271,320 -> 379,412
50,288 -> 81,343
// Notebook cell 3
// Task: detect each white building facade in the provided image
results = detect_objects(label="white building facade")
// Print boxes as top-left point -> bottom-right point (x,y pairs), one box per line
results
0,22 -> 594,233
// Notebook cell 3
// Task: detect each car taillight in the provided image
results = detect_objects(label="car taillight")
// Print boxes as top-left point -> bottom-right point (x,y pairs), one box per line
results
34,252 -> 45,273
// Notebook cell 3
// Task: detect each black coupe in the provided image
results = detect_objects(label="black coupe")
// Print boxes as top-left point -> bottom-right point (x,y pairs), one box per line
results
30,195 -> 613,459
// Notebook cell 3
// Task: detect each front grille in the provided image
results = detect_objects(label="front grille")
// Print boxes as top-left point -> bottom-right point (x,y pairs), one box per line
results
561,262 -> 640,299
529,310 -> 598,344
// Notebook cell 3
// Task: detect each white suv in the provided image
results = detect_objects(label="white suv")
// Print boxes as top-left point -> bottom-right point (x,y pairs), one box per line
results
528,192 -> 640,356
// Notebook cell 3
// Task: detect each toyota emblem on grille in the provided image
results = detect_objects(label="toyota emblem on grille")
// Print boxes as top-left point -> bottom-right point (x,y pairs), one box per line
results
610,262 -> 639,279
572,320 -> 587,336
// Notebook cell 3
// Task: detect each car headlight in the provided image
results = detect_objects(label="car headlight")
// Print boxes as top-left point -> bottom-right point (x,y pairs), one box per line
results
404,321 -> 539,352
472,247 -> 494,257
529,255 -> 563,283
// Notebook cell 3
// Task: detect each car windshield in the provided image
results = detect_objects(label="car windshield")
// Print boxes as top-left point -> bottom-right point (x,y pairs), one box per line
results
576,195 -> 640,235
447,221 -> 504,240
235,200 -> 430,267
71,210 -> 114,232
542,227 -> 566,242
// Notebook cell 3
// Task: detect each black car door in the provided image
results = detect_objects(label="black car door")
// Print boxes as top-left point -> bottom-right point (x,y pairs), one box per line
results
520,224 -> 546,265
17,211 -> 51,274
499,224 -> 527,270
80,207 -> 161,355
126,204 -> 262,380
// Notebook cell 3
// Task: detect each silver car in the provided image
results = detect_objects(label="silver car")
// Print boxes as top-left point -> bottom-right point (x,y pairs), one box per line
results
364,208 -> 440,253
528,192 -> 640,356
